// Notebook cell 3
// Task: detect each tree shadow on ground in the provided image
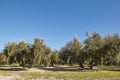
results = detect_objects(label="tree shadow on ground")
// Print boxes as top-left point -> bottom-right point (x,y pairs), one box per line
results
107,70 -> 120,72
0,67 -> 25,71
0,66 -> 120,72
41,66 -> 120,72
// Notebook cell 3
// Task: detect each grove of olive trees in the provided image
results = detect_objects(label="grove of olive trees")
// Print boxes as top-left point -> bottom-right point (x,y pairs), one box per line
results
0,32 -> 120,69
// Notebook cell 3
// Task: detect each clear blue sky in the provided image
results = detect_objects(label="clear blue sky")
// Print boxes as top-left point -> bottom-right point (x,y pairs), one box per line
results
0,0 -> 120,51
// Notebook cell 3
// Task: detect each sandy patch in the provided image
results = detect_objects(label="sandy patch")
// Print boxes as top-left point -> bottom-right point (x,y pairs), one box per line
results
26,68 -> 46,72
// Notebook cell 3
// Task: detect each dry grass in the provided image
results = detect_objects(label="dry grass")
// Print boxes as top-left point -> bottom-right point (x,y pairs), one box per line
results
0,66 -> 120,80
